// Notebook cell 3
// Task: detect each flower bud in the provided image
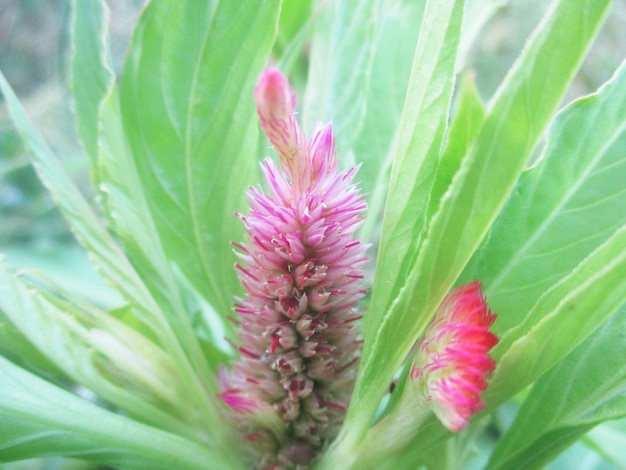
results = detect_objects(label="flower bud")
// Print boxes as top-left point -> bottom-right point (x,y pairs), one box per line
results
411,281 -> 498,431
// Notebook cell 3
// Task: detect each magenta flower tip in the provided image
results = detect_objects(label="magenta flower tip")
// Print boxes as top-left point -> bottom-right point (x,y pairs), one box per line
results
412,281 -> 498,432
254,68 -> 296,123
221,69 -> 368,468
220,389 -> 261,414
254,69 -> 308,187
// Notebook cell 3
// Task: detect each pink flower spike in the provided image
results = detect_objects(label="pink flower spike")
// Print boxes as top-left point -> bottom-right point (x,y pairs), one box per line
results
411,281 -> 498,432
221,69 -> 368,469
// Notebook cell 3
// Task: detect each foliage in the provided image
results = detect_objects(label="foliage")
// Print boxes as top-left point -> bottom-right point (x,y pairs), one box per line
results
1,0 -> 625,468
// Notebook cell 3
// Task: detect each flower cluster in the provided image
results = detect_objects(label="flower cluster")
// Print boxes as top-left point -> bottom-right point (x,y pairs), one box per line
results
219,69 -> 368,469
411,281 -> 498,432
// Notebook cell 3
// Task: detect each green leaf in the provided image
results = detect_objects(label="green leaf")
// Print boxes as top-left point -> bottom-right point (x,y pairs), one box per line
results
303,0 -> 382,163
322,1 -> 466,461
0,355 -> 244,470
0,257 -> 203,441
463,57 -> 626,335
99,88 -> 228,381
486,308 -> 626,470
363,0 -> 612,434
1,66 -> 236,447
353,0 -> 425,240
0,70 -> 168,340
0,301 -> 64,381
486,223 -> 626,407
118,0 -> 281,319
427,71 -> 486,222
71,0 -> 113,174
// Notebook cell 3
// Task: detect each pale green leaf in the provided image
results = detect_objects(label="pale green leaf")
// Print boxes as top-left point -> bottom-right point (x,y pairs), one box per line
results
354,0 -> 425,240
0,356 -> 244,470
428,71 -> 486,221
303,0 -> 382,164
0,70 -> 168,341
0,257 -> 202,441
99,89 -> 228,383
463,57 -> 626,335
486,308 -> 626,470
322,2 -> 466,461
71,0 -> 113,173
486,224 -> 626,406
118,0 -> 281,319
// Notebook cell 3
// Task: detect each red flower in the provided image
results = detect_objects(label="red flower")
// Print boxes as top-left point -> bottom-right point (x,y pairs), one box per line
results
411,281 -> 498,432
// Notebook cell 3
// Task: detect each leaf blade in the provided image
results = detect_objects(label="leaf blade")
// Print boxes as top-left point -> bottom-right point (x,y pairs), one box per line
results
486,224 -> 626,406
323,2 -> 466,460
119,0 -> 281,318
71,0 -> 113,172
0,355 -> 244,470
463,57 -> 626,335
486,308 -> 626,470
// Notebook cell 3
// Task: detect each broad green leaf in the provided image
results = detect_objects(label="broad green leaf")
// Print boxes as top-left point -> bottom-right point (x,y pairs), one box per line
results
0,65 -> 230,442
486,308 -> 626,470
119,0 -> 281,319
353,0 -> 425,240
303,0 -> 382,163
0,356 -> 244,470
486,224 -> 626,406
322,2 -> 466,461
99,89 -> 228,384
462,57 -> 626,335
71,0 -> 113,174
0,70 -> 169,341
